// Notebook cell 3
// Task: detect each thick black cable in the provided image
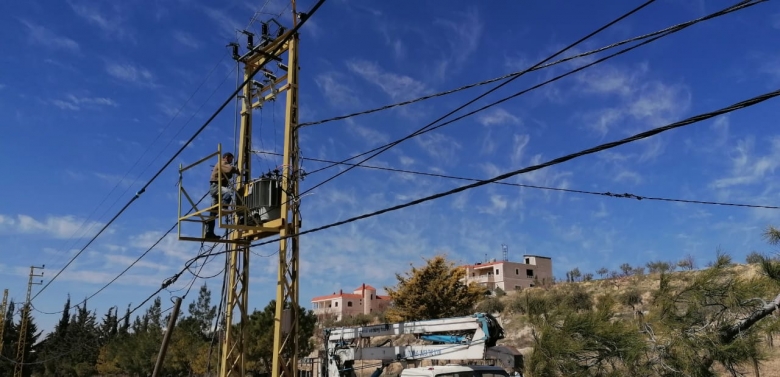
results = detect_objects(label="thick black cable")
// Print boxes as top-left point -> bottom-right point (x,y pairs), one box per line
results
30,0 -> 328,302
255,151 -> 780,210
43,52 -> 230,272
301,0 -> 763,187
297,0 -> 656,198
242,88 -> 780,249
296,1 -> 748,128
31,193 -> 210,315
205,248 -> 229,374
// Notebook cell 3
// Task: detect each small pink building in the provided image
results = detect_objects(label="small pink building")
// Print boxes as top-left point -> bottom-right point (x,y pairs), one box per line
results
311,283 -> 391,321
460,255 -> 553,291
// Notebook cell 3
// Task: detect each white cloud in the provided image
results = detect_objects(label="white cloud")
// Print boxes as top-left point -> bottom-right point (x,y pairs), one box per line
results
105,62 -> 156,87
710,136 -> 780,189
592,202 -> 609,219
432,8 -> 483,80
104,254 -> 168,271
414,133 -> 462,165
575,64 -> 647,97
613,170 -> 643,185
18,19 -> 80,53
477,194 -> 508,215
314,72 -> 360,108
0,214 -> 106,239
202,7 -> 241,37
173,30 -> 199,48
94,172 -> 135,188
346,119 -> 389,146
52,100 -> 79,111
577,63 -> 691,136
510,134 -> 531,167
129,231 -> 198,262
346,60 -> 429,102
477,108 -> 522,127
52,95 -> 117,111
67,0 -> 132,40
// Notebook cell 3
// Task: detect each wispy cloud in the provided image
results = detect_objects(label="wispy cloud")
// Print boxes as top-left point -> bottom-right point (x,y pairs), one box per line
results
477,108 -> 522,127
710,136 -> 780,189
172,30 -> 200,49
202,7 -> 242,38
314,72 -> 361,108
0,214 -> 107,239
346,118 -> 389,146
432,8 -> 483,80
93,172 -> 135,188
414,133 -> 462,165
67,0 -> 132,40
52,95 -> 117,111
18,19 -> 80,53
346,60 -> 429,102
105,62 -> 156,87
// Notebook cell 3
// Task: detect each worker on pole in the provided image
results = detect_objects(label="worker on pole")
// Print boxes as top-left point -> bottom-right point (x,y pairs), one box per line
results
205,152 -> 240,239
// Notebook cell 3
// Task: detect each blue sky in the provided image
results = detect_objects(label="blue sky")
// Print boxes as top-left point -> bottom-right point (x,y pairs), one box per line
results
1,0 -> 780,334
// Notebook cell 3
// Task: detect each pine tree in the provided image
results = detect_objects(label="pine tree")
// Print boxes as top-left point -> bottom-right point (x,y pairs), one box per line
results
384,255 -> 485,322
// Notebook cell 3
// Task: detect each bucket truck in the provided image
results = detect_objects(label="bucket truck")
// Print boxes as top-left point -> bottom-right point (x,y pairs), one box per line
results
322,313 -> 524,377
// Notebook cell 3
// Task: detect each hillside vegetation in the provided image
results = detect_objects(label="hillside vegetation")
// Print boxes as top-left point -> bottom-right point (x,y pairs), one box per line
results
329,235 -> 780,377
490,260 -> 780,377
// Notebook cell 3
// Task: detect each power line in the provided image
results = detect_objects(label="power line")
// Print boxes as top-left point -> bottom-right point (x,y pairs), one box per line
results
240,87 -> 780,250
301,0 -> 763,186
296,1 -> 748,128
31,193 -> 211,315
30,0 -> 328,302
254,151 -> 780,210
44,52 -> 231,273
296,0 -> 657,198
9,245 -> 222,366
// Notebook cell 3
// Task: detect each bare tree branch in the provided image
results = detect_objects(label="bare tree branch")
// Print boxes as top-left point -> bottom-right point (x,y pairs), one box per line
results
720,292 -> 780,343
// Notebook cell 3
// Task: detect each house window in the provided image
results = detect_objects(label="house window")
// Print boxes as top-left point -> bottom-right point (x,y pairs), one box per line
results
525,258 -> 530,264
527,269 -> 534,278
371,294 -> 374,299
495,269 -> 499,275
347,301 -> 352,307
515,269 -> 519,275
335,302 -> 338,307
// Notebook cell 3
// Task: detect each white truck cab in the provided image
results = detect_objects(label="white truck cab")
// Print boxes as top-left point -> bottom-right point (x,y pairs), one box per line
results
399,365 -> 514,377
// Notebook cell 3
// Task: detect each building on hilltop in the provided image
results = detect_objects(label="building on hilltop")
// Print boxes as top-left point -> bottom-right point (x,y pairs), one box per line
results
460,254 -> 553,291
311,283 -> 391,321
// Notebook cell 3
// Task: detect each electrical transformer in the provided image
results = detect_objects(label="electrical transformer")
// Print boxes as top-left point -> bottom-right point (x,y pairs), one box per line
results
244,176 -> 282,225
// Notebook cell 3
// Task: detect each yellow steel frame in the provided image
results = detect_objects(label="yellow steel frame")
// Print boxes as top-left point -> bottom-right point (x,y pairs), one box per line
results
176,145 -> 285,244
177,2 -> 301,376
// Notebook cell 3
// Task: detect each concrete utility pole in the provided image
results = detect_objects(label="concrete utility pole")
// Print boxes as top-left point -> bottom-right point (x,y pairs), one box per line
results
152,296 -> 182,377
0,289 -> 8,355
14,266 -> 43,377
176,1 -> 301,377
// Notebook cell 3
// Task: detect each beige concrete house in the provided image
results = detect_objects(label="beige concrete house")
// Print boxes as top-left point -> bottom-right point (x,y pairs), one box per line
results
311,283 -> 391,321
460,255 -> 553,291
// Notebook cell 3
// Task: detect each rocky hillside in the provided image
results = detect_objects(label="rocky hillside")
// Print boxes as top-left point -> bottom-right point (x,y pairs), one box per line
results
492,263 -> 780,377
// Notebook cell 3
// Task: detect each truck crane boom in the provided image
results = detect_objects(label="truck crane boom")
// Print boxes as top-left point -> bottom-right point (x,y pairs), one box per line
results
322,313 -> 523,377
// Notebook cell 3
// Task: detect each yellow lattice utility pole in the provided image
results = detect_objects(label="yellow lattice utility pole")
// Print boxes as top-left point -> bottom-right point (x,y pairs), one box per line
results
14,266 -> 43,377
0,289 -> 8,355
176,2 -> 301,377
